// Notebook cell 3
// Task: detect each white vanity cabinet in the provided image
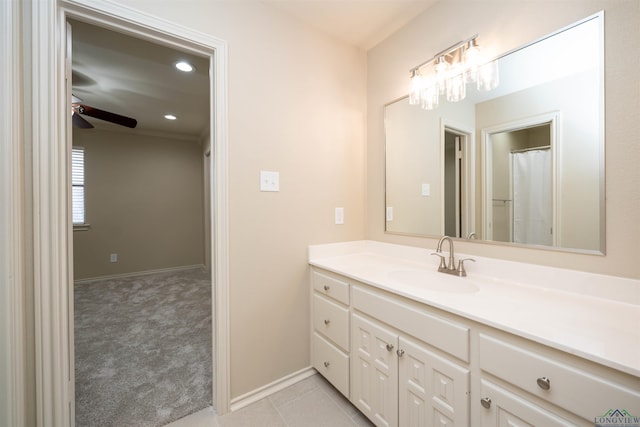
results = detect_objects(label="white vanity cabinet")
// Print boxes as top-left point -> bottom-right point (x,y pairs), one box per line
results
350,284 -> 471,427
350,311 -> 398,427
309,265 -> 640,427
310,269 -> 351,397
477,333 -> 640,427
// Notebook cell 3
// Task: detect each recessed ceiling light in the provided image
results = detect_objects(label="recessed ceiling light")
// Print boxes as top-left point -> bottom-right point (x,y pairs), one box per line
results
175,61 -> 194,72
164,114 -> 177,120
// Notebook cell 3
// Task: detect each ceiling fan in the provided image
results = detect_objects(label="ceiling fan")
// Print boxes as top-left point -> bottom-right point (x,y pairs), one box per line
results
71,95 -> 137,129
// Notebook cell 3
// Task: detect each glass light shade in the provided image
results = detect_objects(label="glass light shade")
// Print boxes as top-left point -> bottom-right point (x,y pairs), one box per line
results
477,60 -> 499,91
446,67 -> 466,102
409,71 -> 423,105
434,56 -> 449,95
463,39 -> 481,83
420,84 -> 439,110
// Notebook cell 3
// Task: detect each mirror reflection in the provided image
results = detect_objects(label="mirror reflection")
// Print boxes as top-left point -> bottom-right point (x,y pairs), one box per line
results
384,13 -> 604,253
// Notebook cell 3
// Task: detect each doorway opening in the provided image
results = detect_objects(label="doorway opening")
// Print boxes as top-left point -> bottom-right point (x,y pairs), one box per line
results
58,6 -> 228,423
482,112 -> 560,246
442,124 -> 475,239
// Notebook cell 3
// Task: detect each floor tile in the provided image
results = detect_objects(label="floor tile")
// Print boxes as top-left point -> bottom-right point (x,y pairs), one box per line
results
268,374 -> 322,409
165,406 -> 218,427
276,388 -> 356,427
217,398 -> 286,427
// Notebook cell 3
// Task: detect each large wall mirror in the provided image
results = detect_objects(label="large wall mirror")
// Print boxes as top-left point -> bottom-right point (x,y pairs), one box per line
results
384,12 -> 604,254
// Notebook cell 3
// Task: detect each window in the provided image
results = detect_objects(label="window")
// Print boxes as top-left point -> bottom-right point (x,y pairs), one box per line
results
72,146 -> 86,225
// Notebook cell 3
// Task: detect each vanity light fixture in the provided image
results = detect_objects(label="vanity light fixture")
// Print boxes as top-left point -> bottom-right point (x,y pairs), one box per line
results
409,34 -> 499,110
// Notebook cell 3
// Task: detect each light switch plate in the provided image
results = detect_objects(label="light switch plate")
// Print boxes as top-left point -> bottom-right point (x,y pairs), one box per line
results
386,207 -> 393,221
260,170 -> 279,192
421,183 -> 430,196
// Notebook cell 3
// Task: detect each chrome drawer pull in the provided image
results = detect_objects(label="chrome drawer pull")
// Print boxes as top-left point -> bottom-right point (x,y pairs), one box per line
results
323,361 -> 330,368
396,349 -> 405,357
386,343 -> 394,352
536,376 -> 551,390
324,319 -> 331,325
480,397 -> 492,409
323,285 -> 330,291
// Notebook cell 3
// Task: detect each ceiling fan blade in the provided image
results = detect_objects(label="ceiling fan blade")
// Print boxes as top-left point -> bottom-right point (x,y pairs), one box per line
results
72,112 -> 94,129
78,104 -> 138,128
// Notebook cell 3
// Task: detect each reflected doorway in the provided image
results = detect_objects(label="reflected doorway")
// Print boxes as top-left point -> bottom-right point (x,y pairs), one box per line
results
443,126 -> 474,239
484,120 -> 556,245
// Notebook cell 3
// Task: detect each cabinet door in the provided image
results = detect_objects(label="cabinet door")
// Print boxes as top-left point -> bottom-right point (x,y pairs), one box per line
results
398,336 -> 470,427
351,312 -> 399,427
479,380 -> 575,427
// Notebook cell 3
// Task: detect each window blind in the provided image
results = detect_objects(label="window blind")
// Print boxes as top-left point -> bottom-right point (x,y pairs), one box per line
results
72,147 -> 85,224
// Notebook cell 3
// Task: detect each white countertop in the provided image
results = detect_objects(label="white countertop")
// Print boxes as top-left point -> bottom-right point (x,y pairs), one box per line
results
308,240 -> 640,378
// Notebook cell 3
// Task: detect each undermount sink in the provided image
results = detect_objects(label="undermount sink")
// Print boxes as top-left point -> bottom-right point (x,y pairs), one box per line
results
388,269 -> 480,294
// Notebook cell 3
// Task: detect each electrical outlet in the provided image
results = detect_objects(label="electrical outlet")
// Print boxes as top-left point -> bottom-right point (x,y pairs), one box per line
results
110,253 -> 118,263
260,170 -> 280,192
335,207 -> 344,225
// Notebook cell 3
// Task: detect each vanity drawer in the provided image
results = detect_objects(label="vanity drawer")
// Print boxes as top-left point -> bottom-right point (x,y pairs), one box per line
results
313,293 -> 349,351
479,333 -> 640,421
479,380 -> 574,427
352,284 -> 469,362
312,269 -> 349,305
313,332 -> 349,397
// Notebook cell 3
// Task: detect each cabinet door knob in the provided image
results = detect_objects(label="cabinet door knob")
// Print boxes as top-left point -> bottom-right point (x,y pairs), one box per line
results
536,376 -> 551,390
324,319 -> 331,325
323,285 -> 330,291
396,349 -> 405,357
480,397 -> 492,409
323,361 -> 330,368
386,343 -> 394,352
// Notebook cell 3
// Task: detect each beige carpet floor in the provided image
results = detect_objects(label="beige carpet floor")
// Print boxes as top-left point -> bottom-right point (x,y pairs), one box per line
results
74,267 -> 212,426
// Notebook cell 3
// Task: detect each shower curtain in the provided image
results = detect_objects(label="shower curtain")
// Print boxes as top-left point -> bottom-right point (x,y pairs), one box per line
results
512,149 -> 552,245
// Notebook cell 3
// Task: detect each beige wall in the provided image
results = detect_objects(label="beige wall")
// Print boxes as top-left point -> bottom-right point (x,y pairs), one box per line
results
368,0 -> 640,279
104,0 -> 367,398
72,129 -> 205,280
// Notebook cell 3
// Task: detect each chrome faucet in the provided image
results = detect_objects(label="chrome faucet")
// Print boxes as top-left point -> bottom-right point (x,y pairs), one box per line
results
431,235 -> 475,277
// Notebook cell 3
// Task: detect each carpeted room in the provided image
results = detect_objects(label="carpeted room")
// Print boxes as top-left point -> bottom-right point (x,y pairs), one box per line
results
72,126 -> 213,426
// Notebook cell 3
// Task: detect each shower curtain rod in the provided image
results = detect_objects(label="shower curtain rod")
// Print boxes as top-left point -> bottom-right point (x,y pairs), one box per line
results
511,145 -> 551,154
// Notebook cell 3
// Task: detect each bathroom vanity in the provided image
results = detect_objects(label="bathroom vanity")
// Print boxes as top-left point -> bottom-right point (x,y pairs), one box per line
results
309,241 -> 640,427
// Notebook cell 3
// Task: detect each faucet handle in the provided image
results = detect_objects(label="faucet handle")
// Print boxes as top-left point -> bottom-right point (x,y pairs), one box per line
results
431,252 -> 447,271
457,258 -> 476,277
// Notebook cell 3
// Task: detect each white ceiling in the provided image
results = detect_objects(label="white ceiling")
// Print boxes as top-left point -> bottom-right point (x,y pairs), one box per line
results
71,2 -> 435,137
261,0 -> 436,50
71,19 -> 210,138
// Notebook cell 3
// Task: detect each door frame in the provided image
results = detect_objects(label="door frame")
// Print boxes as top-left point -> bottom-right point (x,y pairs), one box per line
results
30,1 -> 230,424
440,119 -> 475,239
481,111 -> 561,244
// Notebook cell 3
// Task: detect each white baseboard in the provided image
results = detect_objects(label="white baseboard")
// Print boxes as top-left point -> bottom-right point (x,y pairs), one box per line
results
74,264 -> 207,284
229,367 -> 316,412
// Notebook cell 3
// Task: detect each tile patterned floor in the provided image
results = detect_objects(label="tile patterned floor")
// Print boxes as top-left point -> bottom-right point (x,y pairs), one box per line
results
166,374 -> 374,427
